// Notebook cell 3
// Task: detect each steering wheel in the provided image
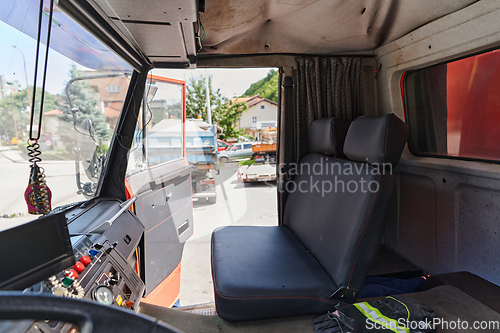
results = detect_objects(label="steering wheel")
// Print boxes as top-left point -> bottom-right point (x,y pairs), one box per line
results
0,292 -> 182,333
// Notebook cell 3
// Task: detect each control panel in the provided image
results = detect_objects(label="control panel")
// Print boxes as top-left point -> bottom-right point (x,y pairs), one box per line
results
51,236 -> 143,306
14,198 -> 146,333
22,236 -> 144,333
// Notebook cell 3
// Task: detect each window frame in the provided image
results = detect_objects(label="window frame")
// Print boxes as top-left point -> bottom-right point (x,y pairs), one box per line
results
131,74 -> 187,173
402,47 -> 500,165
106,85 -> 121,93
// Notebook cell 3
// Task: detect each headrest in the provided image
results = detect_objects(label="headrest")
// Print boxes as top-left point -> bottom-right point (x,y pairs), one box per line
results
308,117 -> 350,157
343,114 -> 409,166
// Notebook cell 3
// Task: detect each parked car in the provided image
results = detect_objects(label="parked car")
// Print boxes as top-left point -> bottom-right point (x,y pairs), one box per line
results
217,139 -> 231,152
218,142 -> 257,162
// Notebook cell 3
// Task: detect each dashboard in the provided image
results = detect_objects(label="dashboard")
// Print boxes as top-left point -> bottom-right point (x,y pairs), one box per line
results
0,197 -> 146,333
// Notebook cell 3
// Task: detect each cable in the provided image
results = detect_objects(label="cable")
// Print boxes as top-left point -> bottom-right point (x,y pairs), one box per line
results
29,0 -> 55,141
25,0 -> 55,216
130,72 -> 153,154
66,72 -> 131,141
200,21 -> 206,42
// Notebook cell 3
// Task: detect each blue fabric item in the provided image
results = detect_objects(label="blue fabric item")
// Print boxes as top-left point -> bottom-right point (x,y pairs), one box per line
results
358,276 -> 426,299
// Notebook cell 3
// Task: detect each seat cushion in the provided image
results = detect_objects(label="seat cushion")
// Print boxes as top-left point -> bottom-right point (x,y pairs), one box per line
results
211,226 -> 339,321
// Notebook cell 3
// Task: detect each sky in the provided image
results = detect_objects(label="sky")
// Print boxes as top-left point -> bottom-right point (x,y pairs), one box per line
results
0,21 -> 273,99
152,68 -> 272,98
0,21 -> 77,95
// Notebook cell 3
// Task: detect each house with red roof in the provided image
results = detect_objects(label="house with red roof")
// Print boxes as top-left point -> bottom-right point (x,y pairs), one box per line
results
83,71 -> 130,132
233,95 -> 277,140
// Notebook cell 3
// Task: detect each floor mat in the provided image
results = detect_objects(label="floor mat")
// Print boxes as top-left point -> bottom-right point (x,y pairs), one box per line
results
404,285 -> 500,332
421,271 -> 500,314
139,285 -> 500,333
178,303 -> 217,316
139,302 -> 317,333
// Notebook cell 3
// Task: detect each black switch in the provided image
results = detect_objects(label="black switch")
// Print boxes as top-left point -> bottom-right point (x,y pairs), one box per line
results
124,235 -> 132,245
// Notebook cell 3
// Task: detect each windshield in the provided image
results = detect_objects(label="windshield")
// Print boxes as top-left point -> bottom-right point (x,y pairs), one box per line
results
0,0 -> 132,225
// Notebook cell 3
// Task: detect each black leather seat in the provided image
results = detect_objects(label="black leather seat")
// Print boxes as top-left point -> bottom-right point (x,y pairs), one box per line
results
211,114 -> 408,321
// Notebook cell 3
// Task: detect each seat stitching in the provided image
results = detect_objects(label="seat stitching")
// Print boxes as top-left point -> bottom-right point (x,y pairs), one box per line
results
346,173 -> 380,286
384,114 -> 391,164
214,287 -> 340,303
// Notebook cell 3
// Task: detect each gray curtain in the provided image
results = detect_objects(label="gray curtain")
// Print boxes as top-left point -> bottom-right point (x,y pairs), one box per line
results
296,56 -> 364,161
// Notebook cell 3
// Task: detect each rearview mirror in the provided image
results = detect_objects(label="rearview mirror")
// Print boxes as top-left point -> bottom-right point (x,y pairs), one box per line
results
77,119 -> 100,182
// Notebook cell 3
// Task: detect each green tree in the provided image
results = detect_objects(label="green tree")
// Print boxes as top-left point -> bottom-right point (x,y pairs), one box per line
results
59,64 -> 111,143
186,75 -> 247,140
0,88 -> 59,139
186,76 -> 223,120
213,100 -> 247,140
168,101 -> 182,119
243,69 -> 279,102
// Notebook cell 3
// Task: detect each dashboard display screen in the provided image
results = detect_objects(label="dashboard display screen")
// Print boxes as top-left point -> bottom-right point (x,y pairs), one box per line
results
0,212 -> 75,290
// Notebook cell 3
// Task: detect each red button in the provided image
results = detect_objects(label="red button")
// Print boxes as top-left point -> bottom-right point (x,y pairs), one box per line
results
65,269 -> 79,279
73,262 -> 85,273
80,255 -> 91,266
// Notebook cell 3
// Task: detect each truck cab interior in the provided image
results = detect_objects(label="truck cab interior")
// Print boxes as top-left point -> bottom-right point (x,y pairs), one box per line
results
2,0 -> 500,332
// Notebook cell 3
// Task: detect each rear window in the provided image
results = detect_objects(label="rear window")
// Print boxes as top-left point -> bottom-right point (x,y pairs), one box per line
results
404,48 -> 500,162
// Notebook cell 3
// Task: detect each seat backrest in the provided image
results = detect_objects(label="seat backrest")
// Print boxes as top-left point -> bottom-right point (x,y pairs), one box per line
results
284,114 -> 408,299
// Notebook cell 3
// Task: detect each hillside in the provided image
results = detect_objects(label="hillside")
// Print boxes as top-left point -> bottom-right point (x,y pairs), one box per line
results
242,69 -> 278,102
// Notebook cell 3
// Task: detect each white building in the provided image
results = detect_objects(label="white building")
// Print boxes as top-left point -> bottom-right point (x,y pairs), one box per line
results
234,95 -> 277,140
0,76 -> 21,102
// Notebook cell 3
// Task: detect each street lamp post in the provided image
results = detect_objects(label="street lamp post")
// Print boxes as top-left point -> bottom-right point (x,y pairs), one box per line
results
12,45 -> 32,108
10,93 -> 20,147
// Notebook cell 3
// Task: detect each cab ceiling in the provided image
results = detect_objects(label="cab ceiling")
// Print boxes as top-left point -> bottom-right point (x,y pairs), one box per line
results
199,0 -> 478,56
85,0 -> 199,67
82,0 -> 478,67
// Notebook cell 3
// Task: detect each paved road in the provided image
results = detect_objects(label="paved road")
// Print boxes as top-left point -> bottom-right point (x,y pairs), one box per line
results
0,148 -> 85,228
180,162 -> 277,306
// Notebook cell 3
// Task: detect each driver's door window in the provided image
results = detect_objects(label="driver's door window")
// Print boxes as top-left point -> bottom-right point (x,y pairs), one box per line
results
127,76 -> 184,173
124,75 -> 193,305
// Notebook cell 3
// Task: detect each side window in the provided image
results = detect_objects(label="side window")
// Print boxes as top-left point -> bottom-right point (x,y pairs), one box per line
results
1,2 -> 132,202
127,75 -> 185,174
404,48 -> 500,162
252,116 -> 257,126
106,85 -> 121,93
243,144 -> 252,149
232,145 -> 240,151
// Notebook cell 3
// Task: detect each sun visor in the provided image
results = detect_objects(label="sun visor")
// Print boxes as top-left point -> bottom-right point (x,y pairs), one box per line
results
0,0 -> 130,71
